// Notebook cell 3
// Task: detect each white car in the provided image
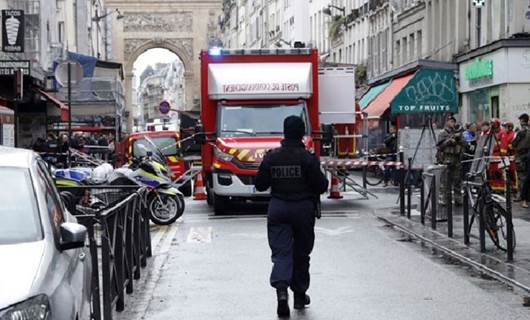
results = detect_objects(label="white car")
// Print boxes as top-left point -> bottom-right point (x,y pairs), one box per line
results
0,147 -> 92,320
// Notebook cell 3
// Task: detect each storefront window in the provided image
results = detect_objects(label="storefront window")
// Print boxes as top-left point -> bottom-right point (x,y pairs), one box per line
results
468,88 -> 491,124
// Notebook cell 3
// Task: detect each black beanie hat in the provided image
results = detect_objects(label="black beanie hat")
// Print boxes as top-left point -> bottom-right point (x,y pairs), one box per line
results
283,116 -> 305,140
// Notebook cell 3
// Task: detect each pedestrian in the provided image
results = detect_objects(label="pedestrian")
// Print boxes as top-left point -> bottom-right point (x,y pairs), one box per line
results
521,148 -> 530,208
500,121 -> 518,192
383,125 -> 397,186
255,116 -> 328,318
462,123 -> 478,175
488,118 -> 507,193
513,113 -> 530,202
436,115 -> 465,206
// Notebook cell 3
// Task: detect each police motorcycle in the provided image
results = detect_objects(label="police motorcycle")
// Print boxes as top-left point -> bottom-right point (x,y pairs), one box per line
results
108,137 -> 185,225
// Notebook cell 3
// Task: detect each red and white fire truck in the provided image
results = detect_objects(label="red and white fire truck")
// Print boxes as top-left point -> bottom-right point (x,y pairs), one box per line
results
200,48 -> 357,214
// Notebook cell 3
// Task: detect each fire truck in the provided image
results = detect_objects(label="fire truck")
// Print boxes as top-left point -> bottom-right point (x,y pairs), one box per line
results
199,48 -> 357,214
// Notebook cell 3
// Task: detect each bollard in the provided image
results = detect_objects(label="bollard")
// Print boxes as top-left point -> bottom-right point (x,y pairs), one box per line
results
406,158 -> 413,219
447,168 -> 453,238
478,200 -> 486,253
420,175 -> 425,225
362,165 -> 367,189
506,168 -> 514,262
463,181 -> 470,245
431,177 -> 437,230
399,150 -> 405,216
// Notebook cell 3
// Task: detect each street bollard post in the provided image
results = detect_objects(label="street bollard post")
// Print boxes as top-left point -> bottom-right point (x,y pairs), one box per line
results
407,157 -> 412,219
478,200 -> 486,253
399,149 -> 405,216
431,177 -> 437,230
362,165 -> 367,189
447,168 -> 453,238
420,174 -> 425,225
463,181 -> 470,245
506,168 -> 514,262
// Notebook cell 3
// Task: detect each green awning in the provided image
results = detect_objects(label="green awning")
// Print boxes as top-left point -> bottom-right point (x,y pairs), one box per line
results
359,81 -> 390,110
390,68 -> 457,114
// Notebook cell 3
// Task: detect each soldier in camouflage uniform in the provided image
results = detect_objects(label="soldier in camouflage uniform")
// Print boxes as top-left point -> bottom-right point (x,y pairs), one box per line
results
436,115 -> 465,205
513,113 -> 530,202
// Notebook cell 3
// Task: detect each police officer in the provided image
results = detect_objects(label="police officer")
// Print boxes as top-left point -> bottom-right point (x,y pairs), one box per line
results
255,116 -> 328,318
513,113 -> 530,202
436,115 -> 465,206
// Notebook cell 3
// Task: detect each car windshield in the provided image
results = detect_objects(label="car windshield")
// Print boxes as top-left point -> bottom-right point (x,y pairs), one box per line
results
133,136 -> 178,158
0,168 -> 42,245
218,103 -> 310,137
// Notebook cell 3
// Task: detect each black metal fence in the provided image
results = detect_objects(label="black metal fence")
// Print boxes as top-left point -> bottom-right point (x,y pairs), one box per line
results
58,186 -> 152,320
400,163 -> 515,261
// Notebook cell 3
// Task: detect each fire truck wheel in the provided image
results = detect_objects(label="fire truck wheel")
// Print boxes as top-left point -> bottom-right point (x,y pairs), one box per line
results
179,181 -> 192,197
213,194 -> 229,215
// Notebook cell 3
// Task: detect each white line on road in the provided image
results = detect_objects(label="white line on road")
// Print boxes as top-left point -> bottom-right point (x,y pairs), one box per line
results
159,224 -> 179,253
315,226 -> 355,236
186,226 -> 213,243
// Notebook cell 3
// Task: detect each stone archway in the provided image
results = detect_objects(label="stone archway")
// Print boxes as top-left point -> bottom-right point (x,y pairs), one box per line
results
106,0 -> 221,132
123,38 -> 195,113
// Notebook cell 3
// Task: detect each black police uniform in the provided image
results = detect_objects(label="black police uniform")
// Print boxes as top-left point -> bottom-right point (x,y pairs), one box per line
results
255,116 -> 328,314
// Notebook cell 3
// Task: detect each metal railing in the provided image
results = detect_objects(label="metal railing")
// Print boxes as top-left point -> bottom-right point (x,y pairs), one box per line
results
59,186 -> 152,320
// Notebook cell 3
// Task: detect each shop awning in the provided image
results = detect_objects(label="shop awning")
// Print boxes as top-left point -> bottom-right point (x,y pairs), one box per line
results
391,68 -> 457,114
364,73 -> 415,119
359,81 -> 390,110
37,89 -> 69,121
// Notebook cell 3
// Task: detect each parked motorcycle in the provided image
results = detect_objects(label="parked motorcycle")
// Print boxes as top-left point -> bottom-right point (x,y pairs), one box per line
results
108,138 -> 185,225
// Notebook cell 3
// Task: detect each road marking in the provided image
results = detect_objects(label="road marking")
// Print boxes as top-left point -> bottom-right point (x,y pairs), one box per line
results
159,224 -> 179,254
150,225 -> 167,251
315,226 -> 355,236
186,226 -> 213,243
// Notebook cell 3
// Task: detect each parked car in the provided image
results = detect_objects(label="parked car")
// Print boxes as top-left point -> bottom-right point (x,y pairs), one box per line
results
0,147 -> 92,320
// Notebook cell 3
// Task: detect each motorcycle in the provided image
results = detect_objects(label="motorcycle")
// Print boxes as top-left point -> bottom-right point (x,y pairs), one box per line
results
108,138 -> 185,225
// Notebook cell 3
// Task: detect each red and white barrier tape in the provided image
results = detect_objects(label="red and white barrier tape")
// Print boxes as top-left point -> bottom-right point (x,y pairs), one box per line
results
321,159 -> 405,168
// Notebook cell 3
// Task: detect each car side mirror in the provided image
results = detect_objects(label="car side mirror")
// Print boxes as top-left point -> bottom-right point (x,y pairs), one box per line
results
60,222 -> 87,250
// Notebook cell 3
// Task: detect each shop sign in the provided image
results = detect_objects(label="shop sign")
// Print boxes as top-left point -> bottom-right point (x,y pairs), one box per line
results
0,60 -> 30,76
2,10 -> 24,53
391,69 -> 458,114
464,58 -> 493,81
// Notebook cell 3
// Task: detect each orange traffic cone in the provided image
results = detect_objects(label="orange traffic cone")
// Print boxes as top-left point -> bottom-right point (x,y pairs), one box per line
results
193,173 -> 208,200
328,175 -> 343,199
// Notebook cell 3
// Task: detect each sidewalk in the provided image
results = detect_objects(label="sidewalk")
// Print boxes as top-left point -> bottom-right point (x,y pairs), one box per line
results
375,199 -> 530,295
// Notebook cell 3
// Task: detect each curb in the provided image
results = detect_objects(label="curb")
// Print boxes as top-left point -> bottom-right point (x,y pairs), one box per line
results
376,214 -> 530,295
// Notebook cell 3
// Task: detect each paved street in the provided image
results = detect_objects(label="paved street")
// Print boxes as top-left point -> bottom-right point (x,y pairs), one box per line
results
117,190 -> 530,320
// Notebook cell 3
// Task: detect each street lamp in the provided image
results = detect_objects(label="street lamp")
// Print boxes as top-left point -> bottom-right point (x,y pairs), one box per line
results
323,5 -> 346,16
92,8 -> 124,59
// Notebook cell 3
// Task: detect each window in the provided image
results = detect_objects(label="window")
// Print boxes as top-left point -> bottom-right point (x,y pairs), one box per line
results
395,40 -> 401,66
409,33 -> 415,61
36,162 -> 64,237
417,30 -> 422,58
0,168 -> 42,244
218,103 -> 309,137
58,21 -> 65,43
402,37 -> 408,63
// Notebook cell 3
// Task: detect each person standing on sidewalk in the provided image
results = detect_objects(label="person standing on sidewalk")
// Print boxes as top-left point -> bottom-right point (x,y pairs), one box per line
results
521,148 -> 530,208
383,125 -> 398,187
436,115 -> 465,206
513,113 -> 530,202
255,116 -> 328,318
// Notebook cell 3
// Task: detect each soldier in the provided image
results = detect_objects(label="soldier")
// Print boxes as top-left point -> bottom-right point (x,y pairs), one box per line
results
436,115 -> 465,205
255,116 -> 328,318
513,113 -> 530,202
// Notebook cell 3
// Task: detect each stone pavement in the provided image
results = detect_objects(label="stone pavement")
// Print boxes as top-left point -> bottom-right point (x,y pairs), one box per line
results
376,197 -> 530,296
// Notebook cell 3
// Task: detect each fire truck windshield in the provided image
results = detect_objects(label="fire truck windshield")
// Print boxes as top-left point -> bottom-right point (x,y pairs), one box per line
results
218,103 -> 309,137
